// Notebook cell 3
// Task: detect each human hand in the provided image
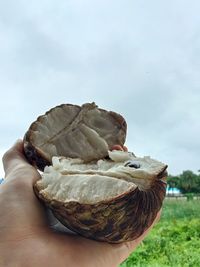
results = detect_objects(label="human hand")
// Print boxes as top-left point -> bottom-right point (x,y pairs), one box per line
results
0,140 -> 161,267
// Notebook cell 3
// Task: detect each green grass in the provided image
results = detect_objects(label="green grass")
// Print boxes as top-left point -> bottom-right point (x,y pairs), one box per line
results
120,199 -> 200,267
161,198 -> 200,221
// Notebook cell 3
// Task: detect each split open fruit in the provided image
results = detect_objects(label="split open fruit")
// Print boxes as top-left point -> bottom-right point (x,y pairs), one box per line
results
23,103 -> 167,243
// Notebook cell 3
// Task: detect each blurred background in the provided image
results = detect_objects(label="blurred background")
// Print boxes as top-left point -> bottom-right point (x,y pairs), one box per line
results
0,1 -> 200,266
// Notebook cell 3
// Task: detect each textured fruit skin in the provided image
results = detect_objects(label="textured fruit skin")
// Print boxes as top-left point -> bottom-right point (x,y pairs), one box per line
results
24,102 -> 168,243
34,174 -> 167,243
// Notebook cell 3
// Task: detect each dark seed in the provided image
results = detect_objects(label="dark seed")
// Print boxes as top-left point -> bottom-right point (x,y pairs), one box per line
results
125,161 -> 141,169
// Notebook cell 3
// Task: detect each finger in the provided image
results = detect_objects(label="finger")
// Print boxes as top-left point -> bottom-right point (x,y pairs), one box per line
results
1,140 -> 48,231
79,210 -> 162,266
122,145 -> 128,152
2,140 -> 40,184
117,210 -> 162,262
3,139 -> 28,173
3,139 -> 34,174
2,139 -> 40,193
51,234 -> 128,267
111,145 -> 128,151
57,210 -> 162,267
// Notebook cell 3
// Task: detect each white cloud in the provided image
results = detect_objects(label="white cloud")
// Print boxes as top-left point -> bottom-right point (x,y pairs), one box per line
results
0,0 -> 200,175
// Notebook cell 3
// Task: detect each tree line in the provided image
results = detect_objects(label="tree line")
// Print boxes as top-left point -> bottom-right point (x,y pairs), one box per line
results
167,170 -> 200,194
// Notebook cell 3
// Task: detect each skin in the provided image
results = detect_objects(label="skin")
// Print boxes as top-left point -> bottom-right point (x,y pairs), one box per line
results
0,140 -> 161,267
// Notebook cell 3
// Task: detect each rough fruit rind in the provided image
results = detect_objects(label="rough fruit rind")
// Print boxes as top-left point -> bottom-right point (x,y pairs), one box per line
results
34,175 -> 167,243
24,102 -> 168,243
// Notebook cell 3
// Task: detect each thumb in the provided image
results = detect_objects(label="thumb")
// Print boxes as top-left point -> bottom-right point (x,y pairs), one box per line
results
3,139 -> 28,175
2,139 -> 40,184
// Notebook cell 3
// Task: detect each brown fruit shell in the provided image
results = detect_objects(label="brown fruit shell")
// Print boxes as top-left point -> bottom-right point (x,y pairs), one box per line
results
24,102 -> 168,243
34,172 -> 167,243
24,103 -> 127,171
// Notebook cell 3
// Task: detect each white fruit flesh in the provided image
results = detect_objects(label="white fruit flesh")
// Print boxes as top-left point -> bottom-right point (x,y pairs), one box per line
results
36,150 -> 167,204
38,173 -> 135,204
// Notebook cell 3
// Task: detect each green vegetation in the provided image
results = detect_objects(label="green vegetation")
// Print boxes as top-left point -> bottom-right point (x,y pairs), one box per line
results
120,199 -> 200,267
168,171 -> 200,194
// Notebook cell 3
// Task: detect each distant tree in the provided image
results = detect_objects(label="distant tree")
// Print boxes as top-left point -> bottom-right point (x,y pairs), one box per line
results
196,173 -> 200,193
167,175 -> 179,189
178,170 -> 199,194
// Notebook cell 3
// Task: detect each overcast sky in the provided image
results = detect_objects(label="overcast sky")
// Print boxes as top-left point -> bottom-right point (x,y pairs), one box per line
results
0,0 -> 200,177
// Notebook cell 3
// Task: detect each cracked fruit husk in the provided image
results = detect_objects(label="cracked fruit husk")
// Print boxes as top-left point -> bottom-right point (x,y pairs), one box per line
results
23,102 -> 167,243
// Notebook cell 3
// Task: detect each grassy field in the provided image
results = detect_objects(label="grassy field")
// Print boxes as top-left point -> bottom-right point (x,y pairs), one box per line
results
120,198 -> 200,267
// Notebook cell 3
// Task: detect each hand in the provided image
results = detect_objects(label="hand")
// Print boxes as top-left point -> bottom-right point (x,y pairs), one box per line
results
0,140 -> 161,267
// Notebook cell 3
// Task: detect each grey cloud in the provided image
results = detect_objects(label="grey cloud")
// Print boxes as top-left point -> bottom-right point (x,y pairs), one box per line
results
0,0 -> 200,176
